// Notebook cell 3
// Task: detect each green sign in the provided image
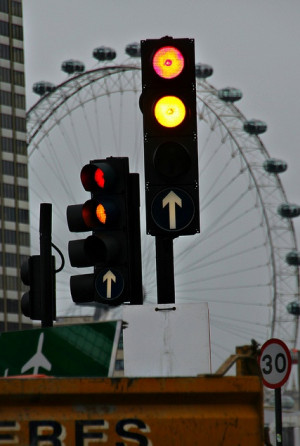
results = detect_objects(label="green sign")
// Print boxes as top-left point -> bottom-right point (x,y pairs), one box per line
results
0,321 -> 121,378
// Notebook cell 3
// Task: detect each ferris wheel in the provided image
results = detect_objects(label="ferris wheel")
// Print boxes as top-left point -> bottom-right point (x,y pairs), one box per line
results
26,44 -> 300,370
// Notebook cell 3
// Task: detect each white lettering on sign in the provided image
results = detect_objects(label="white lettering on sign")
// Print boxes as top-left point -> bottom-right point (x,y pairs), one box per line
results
0,419 -> 152,445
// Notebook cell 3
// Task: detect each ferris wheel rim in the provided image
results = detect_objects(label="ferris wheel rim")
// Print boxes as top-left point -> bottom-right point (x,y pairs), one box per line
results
26,62 -> 300,350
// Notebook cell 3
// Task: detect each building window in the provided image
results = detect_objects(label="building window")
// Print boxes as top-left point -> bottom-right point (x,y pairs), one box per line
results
0,0 -> 8,13
12,23 -> 23,41
1,115 -> 26,132
16,163 -> 27,177
0,43 -> 10,59
19,231 -> 30,246
4,206 -> 16,221
18,208 -> 29,223
3,182 -> 14,198
1,137 -> 27,155
3,206 -> 29,224
0,90 -> 11,106
0,67 -> 25,86
14,93 -> 25,109
11,1 -> 22,18
15,116 -> 26,131
1,113 -> 12,129
0,67 -> 10,83
0,44 -> 24,63
16,139 -> 26,154
2,160 -> 14,175
6,299 -> 19,312
0,91 -> 26,109
1,229 -> 16,244
12,47 -> 23,64
0,137 -> 13,152
2,183 -> 28,200
0,22 -> 22,40
2,160 -> 28,178
13,70 -> 24,86
17,185 -> 28,201
0,229 -> 29,246
0,20 -> 9,37
0,252 -> 16,267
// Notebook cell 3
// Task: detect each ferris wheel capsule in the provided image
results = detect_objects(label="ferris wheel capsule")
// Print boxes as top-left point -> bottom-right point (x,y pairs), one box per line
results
286,251 -> 300,266
287,301 -> 300,315
263,158 -> 288,174
218,87 -> 242,103
125,42 -> 141,58
195,63 -> 213,79
61,59 -> 85,75
93,46 -> 116,62
243,119 -> 267,135
32,81 -> 56,96
277,203 -> 300,218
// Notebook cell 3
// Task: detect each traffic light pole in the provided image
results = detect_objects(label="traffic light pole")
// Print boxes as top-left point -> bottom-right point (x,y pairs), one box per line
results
155,236 -> 175,304
39,203 -> 55,328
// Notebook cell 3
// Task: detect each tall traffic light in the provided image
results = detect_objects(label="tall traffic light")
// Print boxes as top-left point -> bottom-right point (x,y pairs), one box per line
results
67,157 -> 143,306
140,37 -> 199,236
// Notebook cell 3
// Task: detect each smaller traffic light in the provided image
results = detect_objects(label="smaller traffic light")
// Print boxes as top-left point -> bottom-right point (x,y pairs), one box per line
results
21,204 -> 56,325
21,256 -> 41,320
67,157 -> 143,306
140,37 -> 200,236
21,255 -> 56,321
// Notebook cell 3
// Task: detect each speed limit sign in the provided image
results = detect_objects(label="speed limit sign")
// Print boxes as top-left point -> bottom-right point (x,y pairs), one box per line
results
259,338 -> 292,389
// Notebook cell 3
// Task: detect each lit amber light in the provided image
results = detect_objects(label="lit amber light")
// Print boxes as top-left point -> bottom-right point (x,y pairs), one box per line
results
154,96 -> 186,128
96,203 -> 107,224
153,46 -> 184,79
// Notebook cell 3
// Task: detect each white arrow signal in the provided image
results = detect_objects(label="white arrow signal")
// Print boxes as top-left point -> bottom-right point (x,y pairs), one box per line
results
103,270 -> 116,298
162,190 -> 182,229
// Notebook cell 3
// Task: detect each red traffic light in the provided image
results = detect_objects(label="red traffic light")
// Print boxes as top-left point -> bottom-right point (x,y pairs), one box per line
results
153,46 -> 184,79
81,163 -> 116,192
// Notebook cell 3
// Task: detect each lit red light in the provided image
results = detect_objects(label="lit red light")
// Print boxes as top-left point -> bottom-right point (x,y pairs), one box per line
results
94,168 -> 105,188
153,46 -> 184,79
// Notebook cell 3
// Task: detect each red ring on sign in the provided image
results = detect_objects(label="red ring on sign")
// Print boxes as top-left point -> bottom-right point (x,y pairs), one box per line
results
258,338 -> 292,389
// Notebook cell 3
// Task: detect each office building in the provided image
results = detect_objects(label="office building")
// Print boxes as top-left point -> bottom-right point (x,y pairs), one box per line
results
0,0 -> 31,330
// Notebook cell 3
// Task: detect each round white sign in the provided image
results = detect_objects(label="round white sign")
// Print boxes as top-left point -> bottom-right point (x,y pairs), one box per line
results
259,338 -> 292,389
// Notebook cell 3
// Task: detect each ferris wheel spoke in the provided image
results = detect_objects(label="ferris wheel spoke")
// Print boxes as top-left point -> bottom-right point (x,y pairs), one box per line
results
177,262 -> 269,286
211,319 -> 267,342
182,238 -> 265,275
201,170 -> 244,212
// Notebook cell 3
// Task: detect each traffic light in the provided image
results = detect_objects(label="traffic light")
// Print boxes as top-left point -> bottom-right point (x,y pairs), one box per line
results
67,157 -> 143,306
21,203 -> 56,325
21,255 -> 56,321
21,256 -> 41,320
140,37 -> 200,236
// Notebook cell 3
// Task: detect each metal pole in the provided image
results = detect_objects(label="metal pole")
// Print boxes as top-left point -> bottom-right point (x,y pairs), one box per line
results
39,203 -> 54,328
275,387 -> 283,446
155,236 -> 175,304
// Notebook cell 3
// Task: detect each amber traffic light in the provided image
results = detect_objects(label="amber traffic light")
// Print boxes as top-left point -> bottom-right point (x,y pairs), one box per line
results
140,37 -> 200,236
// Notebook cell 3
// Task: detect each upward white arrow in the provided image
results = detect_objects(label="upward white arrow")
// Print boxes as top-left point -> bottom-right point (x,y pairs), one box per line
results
103,270 -> 116,298
162,190 -> 182,229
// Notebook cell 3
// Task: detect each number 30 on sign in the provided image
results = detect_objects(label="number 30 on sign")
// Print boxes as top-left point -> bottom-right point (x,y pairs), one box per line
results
259,338 -> 292,389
